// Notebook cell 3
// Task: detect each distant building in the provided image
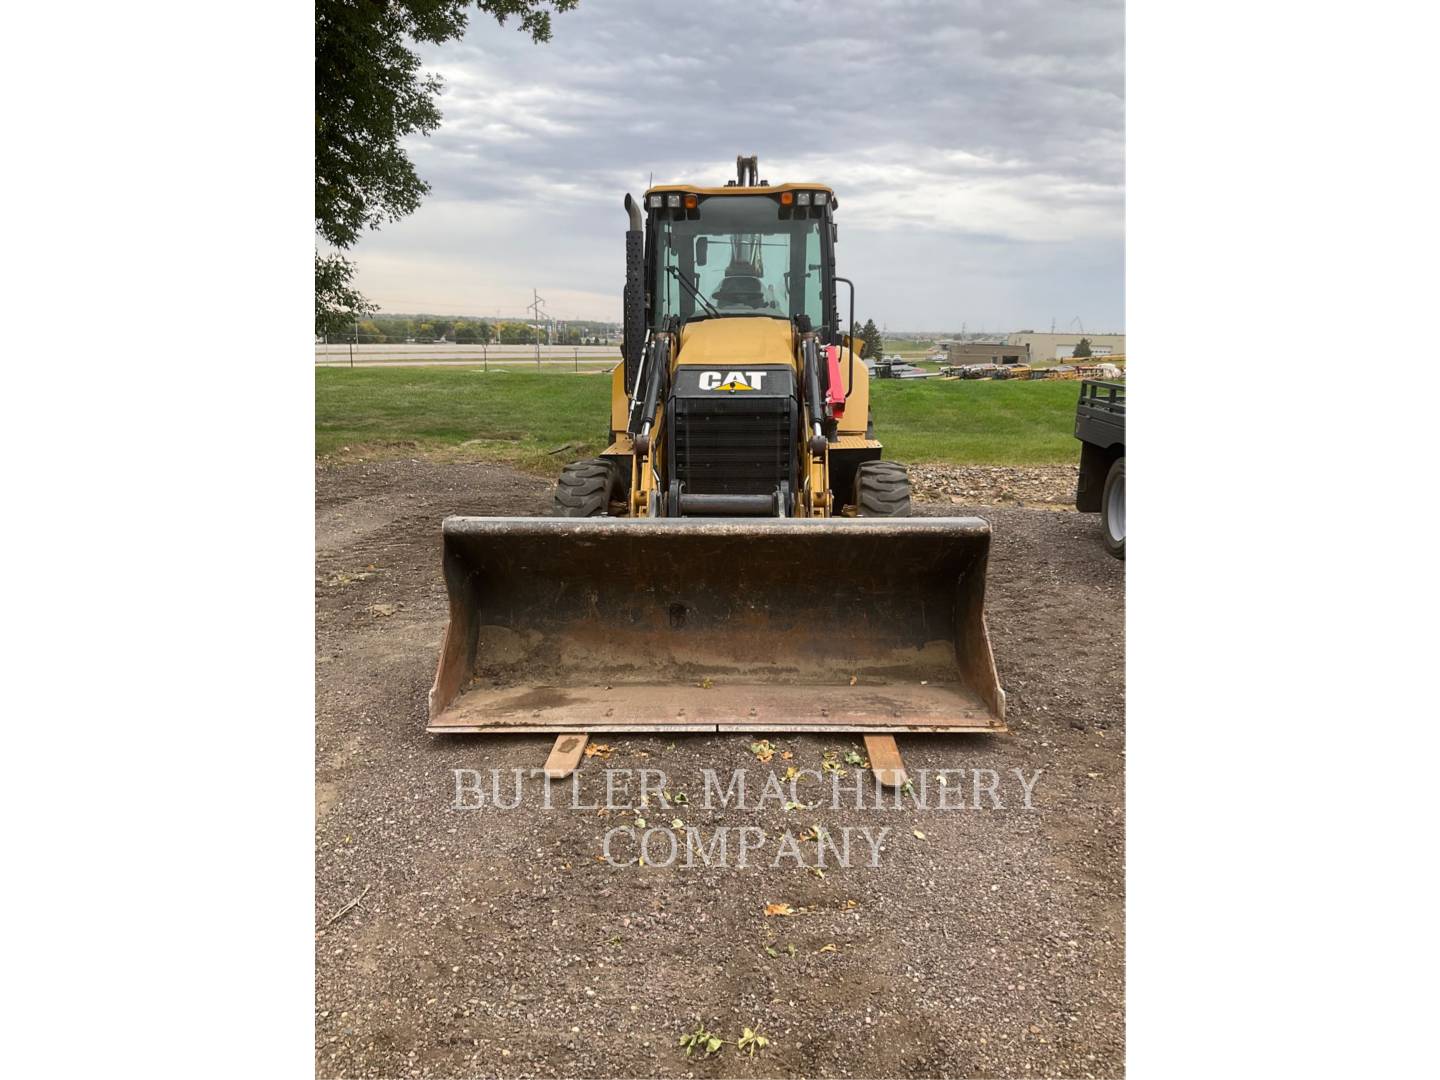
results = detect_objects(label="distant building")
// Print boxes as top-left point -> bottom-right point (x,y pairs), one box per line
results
1006,332 -> 1125,362
941,341 -> 1031,365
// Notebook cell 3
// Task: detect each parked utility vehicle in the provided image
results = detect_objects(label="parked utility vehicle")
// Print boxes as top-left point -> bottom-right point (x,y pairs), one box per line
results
1074,380 -> 1125,559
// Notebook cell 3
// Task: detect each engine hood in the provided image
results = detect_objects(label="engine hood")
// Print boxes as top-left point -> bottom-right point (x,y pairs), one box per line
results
675,317 -> 796,369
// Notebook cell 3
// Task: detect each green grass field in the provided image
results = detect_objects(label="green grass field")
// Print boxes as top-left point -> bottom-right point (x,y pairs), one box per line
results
869,377 -> 1080,465
315,367 -> 1082,469
885,339 -> 938,357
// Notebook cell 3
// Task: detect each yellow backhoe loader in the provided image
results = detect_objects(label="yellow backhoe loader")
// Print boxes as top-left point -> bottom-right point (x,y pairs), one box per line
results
428,157 -> 1005,785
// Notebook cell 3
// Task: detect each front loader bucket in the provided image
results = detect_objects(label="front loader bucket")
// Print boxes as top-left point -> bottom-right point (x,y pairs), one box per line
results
428,517 -> 1005,735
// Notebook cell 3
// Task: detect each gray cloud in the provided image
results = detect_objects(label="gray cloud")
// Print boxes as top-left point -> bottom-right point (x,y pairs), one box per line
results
348,0 -> 1123,330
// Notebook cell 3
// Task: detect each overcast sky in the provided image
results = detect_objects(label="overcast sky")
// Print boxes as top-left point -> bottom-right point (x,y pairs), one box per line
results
345,0 -> 1124,332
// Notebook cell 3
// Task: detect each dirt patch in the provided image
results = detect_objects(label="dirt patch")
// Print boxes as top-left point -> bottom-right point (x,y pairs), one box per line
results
316,460 -> 1124,1078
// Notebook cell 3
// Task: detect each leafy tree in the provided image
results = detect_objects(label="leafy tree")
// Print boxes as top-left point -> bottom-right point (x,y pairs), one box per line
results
1073,337 -> 1093,359
498,320 -> 538,344
315,1 -> 578,329
455,320 -> 495,344
374,316 -> 413,341
855,318 -> 884,359
315,252 -> 377,338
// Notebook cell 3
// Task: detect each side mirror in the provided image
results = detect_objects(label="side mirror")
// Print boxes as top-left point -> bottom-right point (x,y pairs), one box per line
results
695,237 -> 708,266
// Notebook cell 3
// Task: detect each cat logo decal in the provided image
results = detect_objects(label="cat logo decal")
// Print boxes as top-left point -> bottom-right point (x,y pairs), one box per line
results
698,370 -> 767,392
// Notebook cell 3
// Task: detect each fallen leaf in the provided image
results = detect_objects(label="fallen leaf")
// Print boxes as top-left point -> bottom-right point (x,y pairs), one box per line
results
368,603 -> 398,618
750,740 -> 775,763
737,1026 -> 771,1056
780,751 -> 794,760
913,829 -> 926,839
763,903 -> 796,918
671,818 -> 684,829
584,743 -> 615,760
816,943 -> 837,954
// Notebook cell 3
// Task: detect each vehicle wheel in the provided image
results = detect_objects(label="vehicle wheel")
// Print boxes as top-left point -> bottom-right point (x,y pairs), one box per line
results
854,460 -> 913,517
553,457 -> 625,517
1101,456 -> 1125,559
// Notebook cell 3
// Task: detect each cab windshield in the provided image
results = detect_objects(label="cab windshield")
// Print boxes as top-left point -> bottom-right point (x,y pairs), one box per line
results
652,195 -> 826,327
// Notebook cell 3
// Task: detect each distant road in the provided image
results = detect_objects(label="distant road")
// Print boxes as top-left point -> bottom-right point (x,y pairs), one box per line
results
315,343 -> 621,368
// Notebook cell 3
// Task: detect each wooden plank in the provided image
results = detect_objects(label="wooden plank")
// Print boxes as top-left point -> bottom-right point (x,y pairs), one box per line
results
864,734 -> 908,789
542,734 -> 588,780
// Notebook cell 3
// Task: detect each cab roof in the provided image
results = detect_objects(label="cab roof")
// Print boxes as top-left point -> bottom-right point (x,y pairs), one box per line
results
645,182 -> 836,198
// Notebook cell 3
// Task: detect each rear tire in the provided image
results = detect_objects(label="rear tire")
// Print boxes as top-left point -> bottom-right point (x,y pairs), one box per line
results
1101,456 -> 1125,559
854,460 -> 913,517
553,457 -> 624,517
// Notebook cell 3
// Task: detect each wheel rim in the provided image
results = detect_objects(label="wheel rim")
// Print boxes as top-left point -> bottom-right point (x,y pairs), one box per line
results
1107,472 -> 1125,542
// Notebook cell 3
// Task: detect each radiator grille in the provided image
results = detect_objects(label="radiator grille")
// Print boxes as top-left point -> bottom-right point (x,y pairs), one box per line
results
673,397 -> 793,496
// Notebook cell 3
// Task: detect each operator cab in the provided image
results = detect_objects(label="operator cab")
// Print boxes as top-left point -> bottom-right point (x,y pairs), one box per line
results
641,183 -> 838,335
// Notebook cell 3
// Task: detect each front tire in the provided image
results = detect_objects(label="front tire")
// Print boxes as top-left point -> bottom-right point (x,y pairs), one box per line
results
553,457 -> 624,517
1101,456 -> 1125,559
854,460 -> 913,517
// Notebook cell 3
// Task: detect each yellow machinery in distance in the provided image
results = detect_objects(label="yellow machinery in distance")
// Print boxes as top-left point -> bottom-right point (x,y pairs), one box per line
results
427,157 -> 1006,785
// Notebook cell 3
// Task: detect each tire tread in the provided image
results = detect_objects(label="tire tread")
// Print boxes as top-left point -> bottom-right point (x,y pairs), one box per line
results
854,460 -> 913,517
553,458 -> 624,516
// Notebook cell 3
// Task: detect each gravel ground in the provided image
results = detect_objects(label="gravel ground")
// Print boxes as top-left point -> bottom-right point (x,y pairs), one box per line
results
316,460 -> 1125,1079
907,464 -> 1079,508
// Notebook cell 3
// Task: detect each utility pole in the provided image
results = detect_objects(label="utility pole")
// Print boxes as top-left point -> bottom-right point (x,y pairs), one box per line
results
527,288 -> 548,366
